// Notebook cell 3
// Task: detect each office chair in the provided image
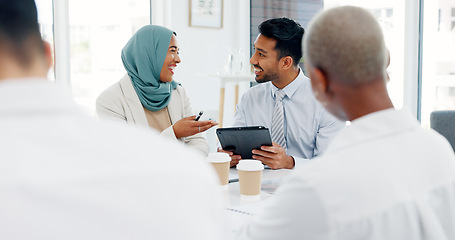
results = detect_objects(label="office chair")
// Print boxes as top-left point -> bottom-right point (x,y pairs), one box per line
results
430,110 -> 455,152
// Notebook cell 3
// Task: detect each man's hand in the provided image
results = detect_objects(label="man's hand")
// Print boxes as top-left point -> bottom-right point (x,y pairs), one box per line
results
173,116 -> 218,138
252,142 -> 295,169
217,147 -> 242,167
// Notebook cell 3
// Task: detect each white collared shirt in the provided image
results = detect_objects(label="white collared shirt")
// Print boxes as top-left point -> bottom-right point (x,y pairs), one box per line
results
0,79 -> 226,240
232,70 -> 344,165
237,108 -> 455,239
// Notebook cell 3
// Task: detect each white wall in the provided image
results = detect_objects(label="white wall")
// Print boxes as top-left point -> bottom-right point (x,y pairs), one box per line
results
154,0 -> 251,152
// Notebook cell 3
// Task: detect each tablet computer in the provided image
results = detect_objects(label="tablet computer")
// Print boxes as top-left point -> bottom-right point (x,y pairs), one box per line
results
216,126 -> 272,159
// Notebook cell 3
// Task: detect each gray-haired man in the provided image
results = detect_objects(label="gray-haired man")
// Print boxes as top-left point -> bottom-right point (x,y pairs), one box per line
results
237,6 -> 455,240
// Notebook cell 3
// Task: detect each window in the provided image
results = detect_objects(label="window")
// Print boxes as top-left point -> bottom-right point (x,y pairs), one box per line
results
68,0 -> 150,114
325,0 -> 407,109
421,0 -> 455,127
35,0 -> 55,81
249,0 -> 322,62
249,1 -> 408,109
248,0 -> 410,111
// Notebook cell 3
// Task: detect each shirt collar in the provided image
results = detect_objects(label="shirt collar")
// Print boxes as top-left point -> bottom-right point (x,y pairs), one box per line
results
0,78 -> 77,114
270,68 -> 305,100
326,108 -> 419,154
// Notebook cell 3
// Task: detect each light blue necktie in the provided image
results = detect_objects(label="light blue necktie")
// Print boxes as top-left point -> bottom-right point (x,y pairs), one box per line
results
271,89 -> 286,148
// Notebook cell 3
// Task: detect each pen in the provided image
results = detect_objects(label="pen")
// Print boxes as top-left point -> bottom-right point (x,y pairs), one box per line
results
195,111 -> 203,121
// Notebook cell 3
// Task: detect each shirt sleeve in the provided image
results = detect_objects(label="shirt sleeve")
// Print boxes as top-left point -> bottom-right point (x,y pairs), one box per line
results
236,172 -> 331,240
232,94 -> 248,127
291,155 -> 309,168
314,110 -> 345,157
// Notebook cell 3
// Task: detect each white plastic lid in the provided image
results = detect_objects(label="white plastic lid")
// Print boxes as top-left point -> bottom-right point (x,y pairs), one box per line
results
236,160 -> 264,171
207,152 -> 231,163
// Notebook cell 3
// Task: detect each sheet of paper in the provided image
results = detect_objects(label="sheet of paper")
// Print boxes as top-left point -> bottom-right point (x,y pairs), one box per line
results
226,199 -> 270,238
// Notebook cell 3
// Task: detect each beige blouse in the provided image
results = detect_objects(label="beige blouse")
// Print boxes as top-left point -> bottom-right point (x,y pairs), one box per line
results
143,106 -> 172,132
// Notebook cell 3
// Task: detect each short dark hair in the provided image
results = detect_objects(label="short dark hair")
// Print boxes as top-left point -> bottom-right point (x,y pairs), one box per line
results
0,0 -> 44,67
258,17 -> 304,66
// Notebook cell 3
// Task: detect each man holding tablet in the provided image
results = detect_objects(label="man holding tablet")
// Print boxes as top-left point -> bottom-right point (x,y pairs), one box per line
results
219,17 -> 344,169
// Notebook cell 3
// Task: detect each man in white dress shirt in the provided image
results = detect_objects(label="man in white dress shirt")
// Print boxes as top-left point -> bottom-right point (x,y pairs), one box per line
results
0,1 -> 225,239
237,6 -> 455,239
219,17 -> 344,169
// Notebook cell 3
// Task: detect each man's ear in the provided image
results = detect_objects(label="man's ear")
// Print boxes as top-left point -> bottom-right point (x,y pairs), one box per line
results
43,41 -> 53,71
386,49 -> 391,82
280,56 -> 293,70
308,66 -> 331,101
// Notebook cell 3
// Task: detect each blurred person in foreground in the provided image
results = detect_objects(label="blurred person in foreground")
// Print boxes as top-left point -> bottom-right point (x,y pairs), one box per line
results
0,1 -> 225,239
237,6 -> 455,239
96,25 -> 217,156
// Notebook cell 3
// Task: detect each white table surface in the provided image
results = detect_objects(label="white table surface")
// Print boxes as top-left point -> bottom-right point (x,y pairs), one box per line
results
223,168 -> 293,238
224,168 -> 292,208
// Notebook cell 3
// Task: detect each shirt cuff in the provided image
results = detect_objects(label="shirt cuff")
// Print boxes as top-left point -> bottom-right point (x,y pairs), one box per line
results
291,156 -> 309,169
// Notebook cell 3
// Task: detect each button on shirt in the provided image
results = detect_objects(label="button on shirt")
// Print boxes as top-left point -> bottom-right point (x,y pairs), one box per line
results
232,70 -> 344,165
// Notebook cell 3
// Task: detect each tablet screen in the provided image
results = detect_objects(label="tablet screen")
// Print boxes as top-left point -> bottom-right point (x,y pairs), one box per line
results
216,126 -> 272,159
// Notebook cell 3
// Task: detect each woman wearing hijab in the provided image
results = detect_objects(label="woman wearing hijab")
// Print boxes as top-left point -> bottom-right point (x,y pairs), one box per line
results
96,25 -> 217,155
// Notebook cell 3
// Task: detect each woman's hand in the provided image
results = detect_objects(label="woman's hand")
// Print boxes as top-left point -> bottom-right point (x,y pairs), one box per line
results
173,116 -> 218,138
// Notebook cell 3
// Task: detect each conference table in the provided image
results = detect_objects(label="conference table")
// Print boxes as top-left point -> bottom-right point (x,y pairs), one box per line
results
223,168 -> 293,237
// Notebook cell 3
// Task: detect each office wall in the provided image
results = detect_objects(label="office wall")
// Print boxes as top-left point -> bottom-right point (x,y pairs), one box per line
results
250,0 -> 323,59
154,0 -> 251,151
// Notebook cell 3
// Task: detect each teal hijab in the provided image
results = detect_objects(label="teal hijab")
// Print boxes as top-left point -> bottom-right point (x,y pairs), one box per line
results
121,25 -> 179,112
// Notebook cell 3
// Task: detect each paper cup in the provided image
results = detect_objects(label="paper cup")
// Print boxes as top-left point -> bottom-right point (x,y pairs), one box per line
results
236,160 -> 264,200
207,152 -> 231,186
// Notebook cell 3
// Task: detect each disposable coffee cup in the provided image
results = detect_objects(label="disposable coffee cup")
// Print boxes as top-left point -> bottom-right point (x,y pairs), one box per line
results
207,152 -> 231,186
236,160 -> 264,201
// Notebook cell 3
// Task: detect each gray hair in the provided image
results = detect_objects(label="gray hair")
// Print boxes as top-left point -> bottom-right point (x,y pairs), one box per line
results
303,6 -> 388,85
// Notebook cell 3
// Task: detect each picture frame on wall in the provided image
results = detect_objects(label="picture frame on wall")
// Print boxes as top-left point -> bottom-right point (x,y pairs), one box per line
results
189,0 -> 223,28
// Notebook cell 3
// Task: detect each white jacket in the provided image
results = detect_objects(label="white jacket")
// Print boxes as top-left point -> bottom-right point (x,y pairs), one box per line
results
96,74 -> 209,155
